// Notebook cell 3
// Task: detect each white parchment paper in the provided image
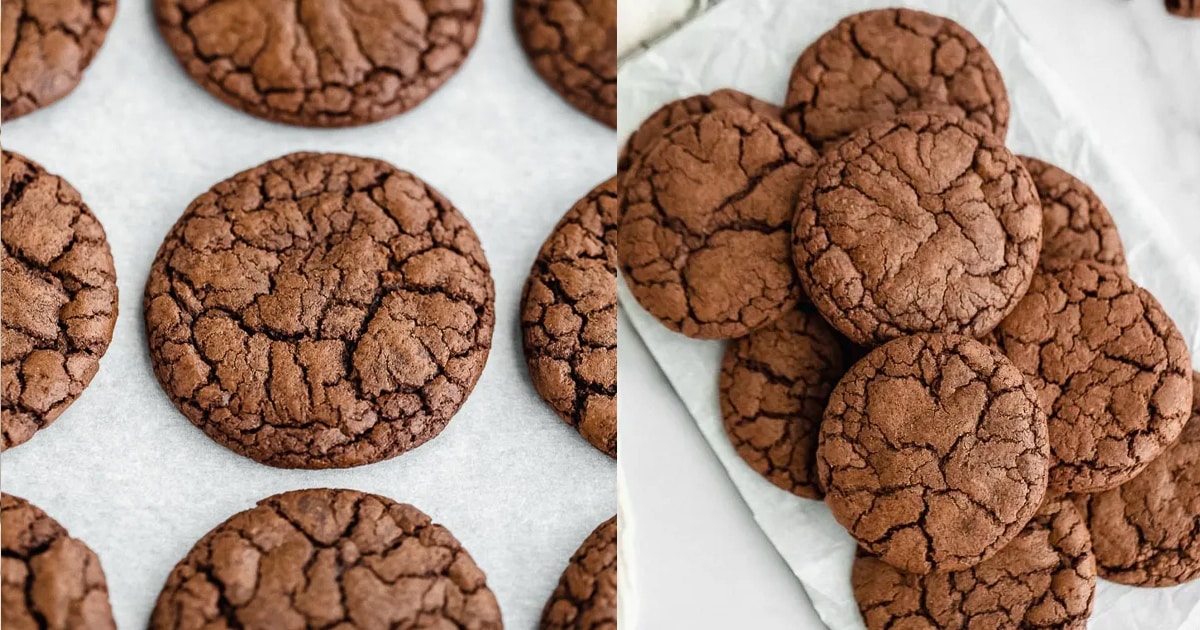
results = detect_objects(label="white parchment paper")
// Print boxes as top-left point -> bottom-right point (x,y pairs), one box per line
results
1,1 -> 616,627
617,0 -> 1200,628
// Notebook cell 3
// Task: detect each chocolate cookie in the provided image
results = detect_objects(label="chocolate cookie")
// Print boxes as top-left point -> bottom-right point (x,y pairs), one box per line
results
2,151 -> 118,450
541,515 -> 616,630
993,262 -> 1193,494
144,152 -> 494,468
1021,156 -> 1126,273
1167,0 -> 1200,17
782,8 -> 1009,149
154,0 -> 482,127
619,108 -> 819,339
515,0 -> 616,127
150,488 -> 503,629
1074,374 -> 1200,586
853,497 -> 1095,630
1,0 -> 116,121
521,177 -> 617,457
817,333 -> 1049,574
792,112 -> 1042,347
2,494 -> 116,630
719,305 -> 848,499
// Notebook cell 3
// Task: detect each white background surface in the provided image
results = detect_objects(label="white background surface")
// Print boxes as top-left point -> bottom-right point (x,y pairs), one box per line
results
1,1 -> 616,627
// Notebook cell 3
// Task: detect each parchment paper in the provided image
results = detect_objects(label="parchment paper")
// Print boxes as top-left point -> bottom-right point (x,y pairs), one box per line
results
1,1 -> 616,627
617,0 -> 1200,628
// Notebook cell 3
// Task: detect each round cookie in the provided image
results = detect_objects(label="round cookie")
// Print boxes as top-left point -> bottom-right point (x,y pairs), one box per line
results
719,305 -> 848,499
853,497 -> 1095,630
792,112 -> 1042,347
782,8 -> 1009,149
2,494 -> 116,630
144,152 -> 495,469
993,262 -> 1193,494
541,515 -> 616,630
619,108 -> 819,339
817,333 -> 1049,575
150,488 -> 503,629
1021,156 -> 1126,273
1,0 -> 116,121
515,0 -> 617,127
522,178 -> 617,457
154,0 -> 482,127
2,151 -> 118,450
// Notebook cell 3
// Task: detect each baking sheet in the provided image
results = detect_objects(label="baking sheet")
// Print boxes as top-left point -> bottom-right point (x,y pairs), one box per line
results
616,0 -> 1200,628
0,0 -> 616,626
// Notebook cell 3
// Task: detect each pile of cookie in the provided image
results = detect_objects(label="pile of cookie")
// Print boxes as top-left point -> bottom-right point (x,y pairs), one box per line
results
619,8 -> 1196,629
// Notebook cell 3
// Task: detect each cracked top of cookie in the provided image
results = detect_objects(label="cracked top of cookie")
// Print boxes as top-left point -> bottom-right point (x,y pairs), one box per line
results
793,112 -> 1042,347
1,493 -> 116,630
1021,156 -> 1126,273
540,515 -> 616,630
782,8 -> 1009,149
515,0 -> 617,127
144,152 -> 494,469
817,333 -> 1049,574
618,108 -> 819,339
154,0 -> 482,127
2,151 -> 118,450
149,488 -> 502,630
994,262 -> 1192,493
521,177 -> 617,457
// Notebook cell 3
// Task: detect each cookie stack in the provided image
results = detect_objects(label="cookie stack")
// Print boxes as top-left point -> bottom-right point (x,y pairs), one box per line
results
618,8 -> 1195,629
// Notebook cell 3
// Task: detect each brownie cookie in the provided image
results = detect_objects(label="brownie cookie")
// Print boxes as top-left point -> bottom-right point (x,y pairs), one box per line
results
853,497 -> 1095,630
521,178 -> 617,457
817,333 -> 1049,574
1167,0 -> 1200,17
792,112 -> 1042,347
515,0 -> 616,127
619,108 -> 819,339
154,0 -> 482,127
144,152 -> 494,468
2,494 -> 116,630
1021,156 -> 1126,273
150,488 -> 503,629
1,0 -> 116,121
782,8 -> 1009,149
541,515 -> 616,630
719,305 -> 848,499
1074,374 -> 1200,586
2,151 -> 118,450
994,262 -> 1192,494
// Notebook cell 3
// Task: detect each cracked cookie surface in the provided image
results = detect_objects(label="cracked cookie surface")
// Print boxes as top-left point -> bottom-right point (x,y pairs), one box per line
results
150,488 -> 503,630
1167,0 -> 1200,17
2,151 -> 118,450
782,8 -> 1008,149
817,333 -> 1049,574
792,112 -> 1041,347
521,177 -> 617,457
154,0 -> 482,127
515,0 -> 616,127
619,108 -> 819,339
853,497 -> 1095,630
1,0 -> 115,120
144,152 -> 495,469
1021,156 -> 1126,273
540,515 -> 616,630
993,262 -> 1192,494
719,305 -> 848,499
2,493 -> 116,630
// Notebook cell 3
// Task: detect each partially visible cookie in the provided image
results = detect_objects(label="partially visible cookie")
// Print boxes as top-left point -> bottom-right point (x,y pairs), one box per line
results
2,151 -> 118,450
1021,156 -> 1126,273
2,494 -> 116,630
782,8 -> 1009,148
1167,0 -> 1200,17
719,306 -> 848,499
515,0 -> 617,127
619,108 -> 819,339
522,177 -> 618,457
994,262 -> 1193,494
541,516 -> 617,630
817,333 -> 1049,575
